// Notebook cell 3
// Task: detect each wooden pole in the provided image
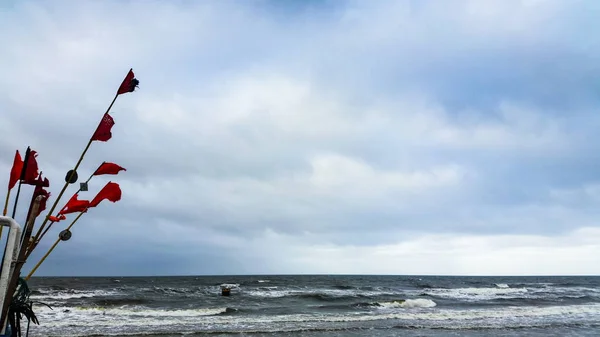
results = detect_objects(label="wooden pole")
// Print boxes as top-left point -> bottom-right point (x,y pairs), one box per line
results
0,148 -> 31,278
30,95 -> 118,250
0,195 -> 42,331
25,170 -> 96,259
10,147 -> 31,220
25,211 -> 85,281
0,191 -> 8,239
9,183 -> 22,220
2,191 -> 10,217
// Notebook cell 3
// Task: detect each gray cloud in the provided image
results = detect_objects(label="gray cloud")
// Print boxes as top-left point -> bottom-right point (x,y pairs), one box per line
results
2,0 -> 600,276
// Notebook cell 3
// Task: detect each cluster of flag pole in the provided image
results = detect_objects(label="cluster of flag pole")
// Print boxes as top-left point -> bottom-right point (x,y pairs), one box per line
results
1,69 -> 140,284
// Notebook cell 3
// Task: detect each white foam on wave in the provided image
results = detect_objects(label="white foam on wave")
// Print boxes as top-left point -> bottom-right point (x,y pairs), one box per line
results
32,302 -> 600,332
420,285 -> 600,302
257,280 -> 270,283
377,299 -> 437,309
424,286 -> 528,301
495,283 -> 510,288
35,305 -> 228,324
31,289 -> 121,301
243,287 -> 384,298
220,283 -> 240,289
258,286 -> 278,290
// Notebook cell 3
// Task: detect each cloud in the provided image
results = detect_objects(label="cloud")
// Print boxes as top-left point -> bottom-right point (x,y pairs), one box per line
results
2,0 -> 600,276
253,226 -> 600,275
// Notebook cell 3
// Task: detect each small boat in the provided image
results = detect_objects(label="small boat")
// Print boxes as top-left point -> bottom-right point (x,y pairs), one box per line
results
220,283 -> 240,296
221,286 -> 231,296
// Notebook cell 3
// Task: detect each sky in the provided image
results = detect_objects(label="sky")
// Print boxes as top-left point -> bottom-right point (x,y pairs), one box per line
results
1,0 -> 600,276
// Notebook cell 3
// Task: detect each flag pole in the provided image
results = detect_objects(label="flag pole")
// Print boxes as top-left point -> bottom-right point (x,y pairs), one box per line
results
20,175 -> 46,247
0,195 -> 43,330
25,211 -> 85,281
10,147 -> 32,219
26,180 -> 121,278
25,67 -> 136,273
31,95 -> 119,249
0,191 -> 10,238
26,168 -> 99,259
9,184 -> 22,219
2,191 -> 10,217
0,147 -> 31,274
29,67 -> 136,246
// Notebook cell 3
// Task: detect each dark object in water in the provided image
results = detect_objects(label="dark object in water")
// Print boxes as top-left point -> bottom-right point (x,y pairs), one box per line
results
221,287 -> 231,296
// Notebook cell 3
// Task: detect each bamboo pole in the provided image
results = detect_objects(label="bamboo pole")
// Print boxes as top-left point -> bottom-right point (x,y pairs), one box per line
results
21,68 -> 135,279
10,147 -> 31,220
30,95 -> 118,251
2,191 -> 10,217
25,211 -> 85,281
26,169 -> 98,258
10,183 -> 23,220
0,195 -> 43,330
0,148 -> 31,276
0,192 -> 8,239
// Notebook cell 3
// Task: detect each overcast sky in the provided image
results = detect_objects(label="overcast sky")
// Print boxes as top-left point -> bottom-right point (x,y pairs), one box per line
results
2,0 -> 600,276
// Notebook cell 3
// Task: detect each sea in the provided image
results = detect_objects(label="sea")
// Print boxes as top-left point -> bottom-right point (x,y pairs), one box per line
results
24,275 -> 600,336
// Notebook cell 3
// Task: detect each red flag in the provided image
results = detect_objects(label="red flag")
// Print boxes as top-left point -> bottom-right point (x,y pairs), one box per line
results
31,174 -> 50,217
58,193 -> 90,215
35,175 -> 49,188
33,190 -> 50,217
91,113 -> 115,142
8,150 -> 23,190
94,162 -> 126,176
21,149 -> 39,185
29,172 -> 50,217
117,69 -> 139,95
48,215 -> 66,222
89,182 -> 121,207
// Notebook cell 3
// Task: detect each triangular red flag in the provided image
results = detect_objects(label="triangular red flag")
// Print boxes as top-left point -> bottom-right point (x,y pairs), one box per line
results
91,113 -> 115,142
8,150 -> 23,190
89,182 -> 122,207
117,69 -> 139,95
48,215 -> 66,222
58,193 -> 90,215
94,162 -> 126,176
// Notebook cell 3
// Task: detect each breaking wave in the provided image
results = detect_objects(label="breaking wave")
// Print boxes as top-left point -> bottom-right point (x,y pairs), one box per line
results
374,299 -> 437,309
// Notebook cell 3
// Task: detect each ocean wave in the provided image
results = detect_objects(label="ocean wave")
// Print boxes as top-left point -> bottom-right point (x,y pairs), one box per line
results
257,286 -> 278,291
422,286 -> 529,301
316,298 -> 437,311
297,292 -> 371,301
31,285 -> 229,303
31,283 -> 600,306
127,286 -> 205,295
37,305 -> 231,319
92,298 -> 152,307
374,299 -> 437,309
420,285 -> 600,302
30,302 -> 600,335
220,283 -> 240,289
243,287 -> 391,299
31,289 -> 121,301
